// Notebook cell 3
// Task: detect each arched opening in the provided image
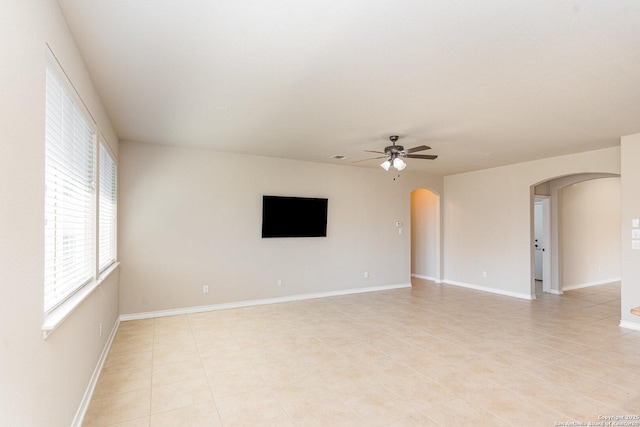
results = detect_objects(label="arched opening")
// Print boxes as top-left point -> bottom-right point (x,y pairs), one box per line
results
531,173 -> 620,297
410,188 -> 441,283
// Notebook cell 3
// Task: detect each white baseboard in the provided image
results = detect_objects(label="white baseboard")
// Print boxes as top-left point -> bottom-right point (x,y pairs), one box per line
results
120,283 -> 412,321
411,274 -> 441,283
619,320 -> 640,331
563,278 -> 621,291
71,318 -> 120,427
547,289 -> 563,295
442,280 -> 534,300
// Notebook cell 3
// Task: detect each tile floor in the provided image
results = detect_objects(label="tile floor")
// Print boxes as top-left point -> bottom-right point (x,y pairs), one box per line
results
83,279 -> 640,426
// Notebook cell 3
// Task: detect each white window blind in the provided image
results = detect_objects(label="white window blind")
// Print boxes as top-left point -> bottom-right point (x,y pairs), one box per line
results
99,142 -> 117,271
44,64 -> 96,314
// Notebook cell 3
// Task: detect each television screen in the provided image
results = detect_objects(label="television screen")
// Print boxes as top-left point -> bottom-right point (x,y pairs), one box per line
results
262,196 -> 328,238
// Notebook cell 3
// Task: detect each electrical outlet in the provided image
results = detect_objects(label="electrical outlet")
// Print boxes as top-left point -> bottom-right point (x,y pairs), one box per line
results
364,271 -> 369,279
99,323 -> 103,337
482,271 -> 488,278
277,279 -> 282,286
203,285 -> 209,293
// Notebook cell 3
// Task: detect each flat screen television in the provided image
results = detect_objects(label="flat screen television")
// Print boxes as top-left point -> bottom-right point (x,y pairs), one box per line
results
262,195 -> 328,238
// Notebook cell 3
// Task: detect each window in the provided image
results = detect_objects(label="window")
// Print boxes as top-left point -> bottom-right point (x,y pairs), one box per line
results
44,52 -> 117,320
99,142 -> 117,271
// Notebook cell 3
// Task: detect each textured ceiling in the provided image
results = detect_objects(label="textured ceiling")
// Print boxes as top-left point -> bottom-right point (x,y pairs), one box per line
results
57,0 -> 640,175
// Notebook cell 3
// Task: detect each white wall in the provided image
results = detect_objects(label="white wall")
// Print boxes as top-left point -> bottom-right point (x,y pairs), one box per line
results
443,147 -> 620,299
411,188 -> 439,280
118,141 -> 443,315
560,178 -> 621,289
621,133 -> 640,328
0,2 -> 120,426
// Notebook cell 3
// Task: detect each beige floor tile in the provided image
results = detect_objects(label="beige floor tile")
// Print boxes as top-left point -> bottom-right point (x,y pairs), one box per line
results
113,330 -> 154,344
83,389 -> 150,427
118,318 -> 154,330
151,357 -> 206,387
305,352 -> 357,374
319,366 -> 383,398
543,391 -> 623,421
191,329 -> 236,345
242,342 -> 294,364
150,400 -> 221,427
532,334 -> 592,354
151,376 -> 213,414
461,383 -> 567,426
152,342 -> 199,366
152,331 -> 195,350
214,388 -> 290,426
102,351 -> 152,376
199,350 -> 254,375
582,384 -> 640,413
103,417 -> 150,427
272,376 -> 336,408
380,372 -> 458,412
422,397 -> 503,427
92,366 -> 152,399
387,413 -> 443,427
501,370 -> 562,399
206,366 -> 268,397
113,323 -> 153,340
340,386 -> 417,427
85,280 -> 632,426
283,394 -> 365,426
187,315 -> 228,332
418,362 -> 498,395
532,365 -> 610,399
253,359 -> 315,386
195,337 -> 242,357
153,314 -> 190,328
591,369 -> 640,395
108,335 -> 154,357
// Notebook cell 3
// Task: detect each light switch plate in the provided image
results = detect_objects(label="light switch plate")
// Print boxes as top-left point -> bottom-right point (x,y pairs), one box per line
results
633,219 -> 640,228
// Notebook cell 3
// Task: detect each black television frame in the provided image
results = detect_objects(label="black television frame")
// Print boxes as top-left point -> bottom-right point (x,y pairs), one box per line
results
261,195 -> 328,238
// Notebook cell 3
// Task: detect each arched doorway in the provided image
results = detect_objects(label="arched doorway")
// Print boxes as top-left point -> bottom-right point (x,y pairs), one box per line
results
531,173 -> 620,297
410,188 -> 441,283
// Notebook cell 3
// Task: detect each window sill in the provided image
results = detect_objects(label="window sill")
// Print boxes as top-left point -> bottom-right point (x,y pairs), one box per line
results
42,262 -> 120,339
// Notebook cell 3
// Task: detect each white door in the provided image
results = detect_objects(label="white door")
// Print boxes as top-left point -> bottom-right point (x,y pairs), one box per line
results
534,200 -> 545,281
534,197 -> 551,294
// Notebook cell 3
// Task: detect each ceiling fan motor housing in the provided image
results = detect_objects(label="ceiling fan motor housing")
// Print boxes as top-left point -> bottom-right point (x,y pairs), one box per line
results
384,145 -> 404,156
385,135 -> 403,157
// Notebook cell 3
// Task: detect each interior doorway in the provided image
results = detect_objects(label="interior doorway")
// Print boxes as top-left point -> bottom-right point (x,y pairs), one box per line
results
533,197 -> 550,297
410,188 -> 441,283
531,173 -> 620,298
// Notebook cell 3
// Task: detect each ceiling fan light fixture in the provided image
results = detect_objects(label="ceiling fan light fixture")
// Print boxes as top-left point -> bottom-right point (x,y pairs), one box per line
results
355,134 -> 436,170
393,157 -> 406,171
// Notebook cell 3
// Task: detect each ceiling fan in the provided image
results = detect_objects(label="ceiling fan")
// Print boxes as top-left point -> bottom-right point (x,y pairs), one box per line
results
353,135 -> 438,171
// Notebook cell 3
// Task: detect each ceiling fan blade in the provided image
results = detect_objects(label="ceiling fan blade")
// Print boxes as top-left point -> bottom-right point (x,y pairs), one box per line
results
404,145 -> 431,154
405,154 -> 438,160
351,156 -> 388,163
364,150 -> 386,154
